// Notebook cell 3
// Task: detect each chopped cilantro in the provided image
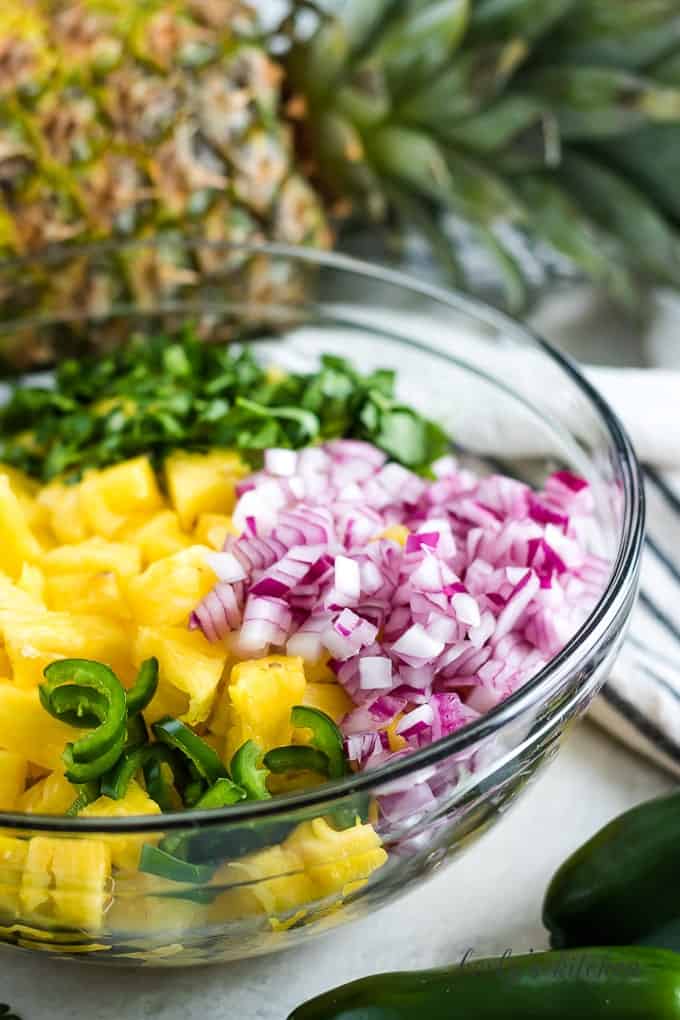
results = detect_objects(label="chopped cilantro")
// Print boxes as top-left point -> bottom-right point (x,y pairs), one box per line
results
0,328 -> 450,481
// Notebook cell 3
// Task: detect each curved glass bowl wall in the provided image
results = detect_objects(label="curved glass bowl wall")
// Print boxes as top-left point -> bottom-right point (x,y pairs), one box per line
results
0,242 -> 643,966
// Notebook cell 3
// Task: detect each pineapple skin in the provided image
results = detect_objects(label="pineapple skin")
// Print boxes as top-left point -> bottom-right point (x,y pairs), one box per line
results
0,0 -> 331,357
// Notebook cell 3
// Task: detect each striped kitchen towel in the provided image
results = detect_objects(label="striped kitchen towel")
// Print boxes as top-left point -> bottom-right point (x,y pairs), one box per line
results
589,467 -> 680,776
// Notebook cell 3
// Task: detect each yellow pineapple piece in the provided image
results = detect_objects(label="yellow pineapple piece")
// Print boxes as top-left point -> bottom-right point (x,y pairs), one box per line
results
0,686 -> 81,769
0,648 -> 10,676
122,510 -> 191,564
79,457 -> 163,538
194,513 -> 240,550
27,761 -> 50,781
0,609 -> 131,687
79,475 -> 127,539
91,456 -> 163,514
0,835 -> 28,921
202,731 -> 223,756
165,450 -> 249,530
134,625 -> 228,725
302,682 -> 352,724
41,536 -> 141,579
303,654 -> 335,683
0,463 -> 39,499
0,750 -> 28,810
285,818 -> 387,898
225,655 -> 306,762
0,474 -> 42,578
37,481 -> 89,545
216,845 -> 316,918
45,571 -> 130,619
376,525 -> 410,547
3,466 -> 52,547
124,546 -> 216,627
0,570 -> 42,613
21,836 -> 111,931
21,495 -> 51,532
17,770 -> 75,815
80,780 -> 161,870
206,676 -> 232,737
16,563 -> 46,604
107,871 -> 207,934
386,714 -> 407,753
267,771 -> 326,796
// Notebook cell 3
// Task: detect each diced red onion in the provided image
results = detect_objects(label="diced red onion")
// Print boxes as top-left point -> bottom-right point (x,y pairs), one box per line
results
396,703 -> 435,740
391,623 -> 445,666
190,581 -> 243,642
204,551 -> 247,584
359,656 -> 393,691
451,592 -> 481,628
190,441 -> 605,776
265,448 -> 298,477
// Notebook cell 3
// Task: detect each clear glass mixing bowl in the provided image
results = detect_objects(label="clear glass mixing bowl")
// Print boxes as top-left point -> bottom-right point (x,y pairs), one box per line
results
0,241 -> 643,966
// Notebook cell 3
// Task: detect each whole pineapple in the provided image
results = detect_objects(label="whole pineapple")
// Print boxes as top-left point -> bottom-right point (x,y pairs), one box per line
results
3,0 -> 680,367
0,0 -> 330,342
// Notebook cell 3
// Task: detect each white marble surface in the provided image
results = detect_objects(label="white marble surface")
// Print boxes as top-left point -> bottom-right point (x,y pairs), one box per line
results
1,721 -> 672,1020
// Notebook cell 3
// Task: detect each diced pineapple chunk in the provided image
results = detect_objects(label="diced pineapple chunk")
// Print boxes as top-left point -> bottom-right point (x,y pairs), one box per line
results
21,836 -> 111,931
107,871 -> 207,934
211,818 -> 387,922
37,481 -> 89,545
79,457 -> 163,538
17,563 -> 46,604
124,546 -> 216,627
0,835 -> 28,921
218,845 -> 316,917
0,750 -> 28,810
303,654 -> 335,683
91,457 -> 163,515
206,676 -> 231,737
302,682 -> 352,724
3,465 -> 52,547
41,536 -> 141,579
45,571 -> 130,619
0,570 -> 42,613
285,818 -> 387,898
17,770 -> 75,815
376,524 -> 410,547
267,771 -> 326,796
80,780 -> 161,870
386,714 -> 407,752
122,510 -> 191,564
0,686 -> 81,769
194,513 -> 240,550
225,656 -> 306,762
0,463 -> 39,498
165,450 -> 249,530
0,609 -> 131,688
0,474 -> 42,577
134,625 -> 228,725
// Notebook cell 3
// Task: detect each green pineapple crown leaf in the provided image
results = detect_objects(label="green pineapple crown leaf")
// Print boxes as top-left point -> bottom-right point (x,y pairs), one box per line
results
284,0 -> 680,314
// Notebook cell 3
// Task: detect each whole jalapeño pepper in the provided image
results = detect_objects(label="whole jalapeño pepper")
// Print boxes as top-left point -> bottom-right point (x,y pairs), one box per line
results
544,791 -> 680,948
288,947 -> 680,1019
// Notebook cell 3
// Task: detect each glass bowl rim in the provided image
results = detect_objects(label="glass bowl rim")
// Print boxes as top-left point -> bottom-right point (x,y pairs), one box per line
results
0,240 -> 645,833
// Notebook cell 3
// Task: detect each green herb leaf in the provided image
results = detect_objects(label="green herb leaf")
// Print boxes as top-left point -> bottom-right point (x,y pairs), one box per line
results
0,328 -> 450,479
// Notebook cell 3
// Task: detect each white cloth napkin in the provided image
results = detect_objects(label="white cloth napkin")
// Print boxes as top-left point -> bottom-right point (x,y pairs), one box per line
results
584,361 -> 680,776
